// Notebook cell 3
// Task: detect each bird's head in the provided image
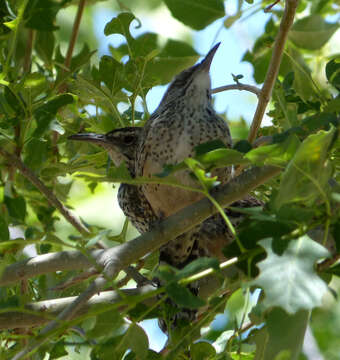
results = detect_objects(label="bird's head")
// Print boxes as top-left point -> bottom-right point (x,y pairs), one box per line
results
68,127 -> 141,174
157,43 -> 220,110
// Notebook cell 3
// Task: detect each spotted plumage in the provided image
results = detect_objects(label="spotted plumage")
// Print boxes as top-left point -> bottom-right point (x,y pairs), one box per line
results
136,43 -> 232,220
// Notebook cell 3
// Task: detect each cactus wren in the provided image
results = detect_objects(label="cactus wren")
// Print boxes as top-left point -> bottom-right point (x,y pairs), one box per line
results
69,127 -> 203,267
69,127 -> 262,332
69,128 -> 157,234
136,43 -> 232,221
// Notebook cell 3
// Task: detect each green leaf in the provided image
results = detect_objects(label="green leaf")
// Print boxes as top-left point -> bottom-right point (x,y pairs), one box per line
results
24,138 -> 48,170
104,12 -> 136,43
166,282 -> 205,309
289,15 -> 339,50
143,39 -> 199,86
4,196 -> 26,221
0,216 -> 9,241
24,0 -> 61,31
118,32 -> 158,58
35,31 -> 55,66
326,58 -> 340,91
99,55 -> 125,91
198,148 -> 248,167
33,94 -> 75,137
301,112 -> 338,131
55,44 -> 95,85
225,288 -> 246,321
245,135 -> 300,166
184,157 -> 217,191
176,257 -> 219,281
253,236 -> 329,314
87,310 -> 124,339
164,0 -> 225,30
107,162 -> 132,182
262,308 -> 309,360
275,127 -> 335,209
285,47 -> 316,102
190,341 -> 216,359
121,323 -> 149,360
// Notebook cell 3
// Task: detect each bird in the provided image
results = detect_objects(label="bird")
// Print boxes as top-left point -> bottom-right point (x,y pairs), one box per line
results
68,127 -> 157,235
68,126 -> 262,333
68,43 -> 262,331
68,127 -> 202,267
136,42 -> 232,222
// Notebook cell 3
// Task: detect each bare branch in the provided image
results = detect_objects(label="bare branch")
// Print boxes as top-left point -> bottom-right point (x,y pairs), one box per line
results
58,0 -> 86,93
1,166 -> 280,287
2,259 -> 237,331
212,83 -> 261,97
0,285 -> 156,330
23,29 -> 35,73
0,148 -> 89,235
0,250 -> 100,286
248,0 -> 298,143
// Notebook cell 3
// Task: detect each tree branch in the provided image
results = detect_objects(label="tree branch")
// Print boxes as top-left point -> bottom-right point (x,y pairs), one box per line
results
23,29 -> 35,73
1,165 -> 280,288
0,148 -> 89,235
212,83 -> 261,97
0,285 -> 156,330
12,165 -> 281,359
0,250 -> 100,286
4,258 -> 239,331
247,0 -> 298,143
58,0 -> 86,93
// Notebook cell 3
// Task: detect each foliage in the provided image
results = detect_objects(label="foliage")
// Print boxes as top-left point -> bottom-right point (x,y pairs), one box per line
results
0,0 -> 340,359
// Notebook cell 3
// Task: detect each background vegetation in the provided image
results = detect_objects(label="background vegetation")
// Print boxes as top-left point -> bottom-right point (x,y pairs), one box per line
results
1,0 -> 340,359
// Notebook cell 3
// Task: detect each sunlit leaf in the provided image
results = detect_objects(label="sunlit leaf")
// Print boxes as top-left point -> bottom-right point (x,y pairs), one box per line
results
289,15 -> 339,50
275,127 -> 335,209
33,94 -> 75,137
164,0 -> 225,30
191,341 -> 216,359
104,12 -> 136,43
253,236 -> 329,313
166,282 -> 205,308
0,216 -> 9,241
121,323 -> 149,360
4,196 -> 26,222
245,135 -> 300,166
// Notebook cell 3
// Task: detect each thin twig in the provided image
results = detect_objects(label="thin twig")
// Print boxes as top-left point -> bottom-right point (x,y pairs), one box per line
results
23,29 -> 35,73
212,83 -> 261,97
58,0 -> 86,93
54,0 -> 86,160
52,268 -> 99,291
116,266 -> 150,288
0,285 -> 157,330
317,254 -> 340,272
247,0 -> 298,144
264,0 -> 281,13
0,148 -> 89,235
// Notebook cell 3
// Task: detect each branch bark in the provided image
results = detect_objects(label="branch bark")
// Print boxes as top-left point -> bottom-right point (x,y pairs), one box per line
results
247,0 -> 299,143
58,0 -> 86,93
212,83 -> 261,97
0,285 -> 156,330
0,148 -> 89,235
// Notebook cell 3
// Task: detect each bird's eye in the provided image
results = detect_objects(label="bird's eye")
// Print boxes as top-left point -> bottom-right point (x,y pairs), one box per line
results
123,135 -> 135,145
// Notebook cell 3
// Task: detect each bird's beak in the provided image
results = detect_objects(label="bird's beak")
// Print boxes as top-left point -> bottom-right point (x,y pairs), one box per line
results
68,133 -> 109,146
200,42 -> 220,72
